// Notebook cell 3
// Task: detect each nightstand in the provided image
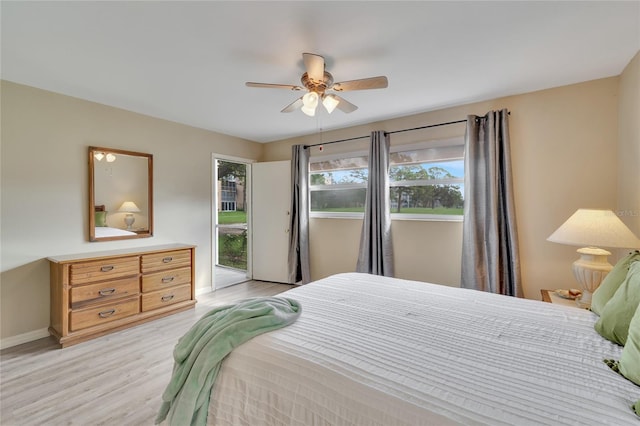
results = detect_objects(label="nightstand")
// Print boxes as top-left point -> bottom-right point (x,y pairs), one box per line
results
540,289 -> 582,308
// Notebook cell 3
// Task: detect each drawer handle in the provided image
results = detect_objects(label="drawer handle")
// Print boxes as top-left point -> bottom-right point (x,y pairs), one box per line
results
162,256 -> 173,263
98,309 -> 116,318
100,265 -> 115,272
98,288 -> 116,296
162,276 -> 175,284
161,294 -> 174,302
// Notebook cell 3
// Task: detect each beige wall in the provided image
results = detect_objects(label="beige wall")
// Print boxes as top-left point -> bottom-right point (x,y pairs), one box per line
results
263,76 -> 624,298
0,81 -> 263,347
2,59 -> 637,347
617,51 -> 640,238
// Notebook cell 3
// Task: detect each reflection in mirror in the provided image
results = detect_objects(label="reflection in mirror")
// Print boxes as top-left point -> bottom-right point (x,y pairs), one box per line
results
89,146 -> 153,241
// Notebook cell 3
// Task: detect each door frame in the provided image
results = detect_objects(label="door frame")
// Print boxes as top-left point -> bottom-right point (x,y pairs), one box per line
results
211,153 -> 255,291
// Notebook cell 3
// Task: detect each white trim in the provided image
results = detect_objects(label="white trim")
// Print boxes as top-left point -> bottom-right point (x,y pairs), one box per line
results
390,178 -> 463,187
310,211 -> 364,219
214,153 -> 256,164
211,154 -> 254,292
1,328 -> 50,349
390,213 -> 463,222
310,212 -> 463,222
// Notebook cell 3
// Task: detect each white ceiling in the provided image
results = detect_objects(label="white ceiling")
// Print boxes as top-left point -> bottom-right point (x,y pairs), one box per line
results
2,1 -> 639,143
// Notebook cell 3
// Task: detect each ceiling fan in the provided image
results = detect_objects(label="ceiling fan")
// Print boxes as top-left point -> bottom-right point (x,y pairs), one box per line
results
246,53 -> 388,116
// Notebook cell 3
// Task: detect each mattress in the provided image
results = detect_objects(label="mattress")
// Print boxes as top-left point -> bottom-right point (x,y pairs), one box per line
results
94,226 -> 137,238
207,273 -> 639,425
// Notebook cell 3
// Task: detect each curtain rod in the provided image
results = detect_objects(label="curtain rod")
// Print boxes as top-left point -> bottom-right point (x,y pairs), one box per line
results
303,118 -> 465,149
303,111 -> 510,149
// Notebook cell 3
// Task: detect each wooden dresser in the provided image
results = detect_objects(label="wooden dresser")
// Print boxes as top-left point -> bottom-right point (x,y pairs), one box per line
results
48,243 -> 196,347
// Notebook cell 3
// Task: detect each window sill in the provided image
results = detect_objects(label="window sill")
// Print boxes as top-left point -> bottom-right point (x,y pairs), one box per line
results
310,212 -> 463,222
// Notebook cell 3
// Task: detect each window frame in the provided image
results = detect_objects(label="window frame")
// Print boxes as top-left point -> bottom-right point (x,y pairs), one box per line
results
309,137 -> 465,221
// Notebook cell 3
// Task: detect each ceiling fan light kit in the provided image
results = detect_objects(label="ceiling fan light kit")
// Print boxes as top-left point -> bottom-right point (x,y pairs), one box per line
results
246,53 -> 388,116
301,92 -> 319,116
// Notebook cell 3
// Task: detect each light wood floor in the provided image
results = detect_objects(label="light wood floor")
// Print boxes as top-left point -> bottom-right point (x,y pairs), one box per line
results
0,280 -> 293,426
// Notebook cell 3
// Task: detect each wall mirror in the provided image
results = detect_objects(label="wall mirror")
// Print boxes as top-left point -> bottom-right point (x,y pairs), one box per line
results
89,146 -> 153,242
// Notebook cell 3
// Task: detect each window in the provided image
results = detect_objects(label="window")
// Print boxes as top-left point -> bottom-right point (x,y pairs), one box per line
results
220,178 -> 237,211
310,137 -> 464,220
310,154 -> 368,214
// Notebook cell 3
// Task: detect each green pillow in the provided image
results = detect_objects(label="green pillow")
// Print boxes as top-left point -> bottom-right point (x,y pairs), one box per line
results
591,250 -> 640,316
95,211 -> 107,227
634,400 -> 640,417
594,261 -> 640,345
619,303 -> 640,386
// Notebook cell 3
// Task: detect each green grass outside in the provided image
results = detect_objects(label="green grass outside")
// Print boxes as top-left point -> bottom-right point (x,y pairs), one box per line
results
218,210 -> 247,224
218,233 -> 247,269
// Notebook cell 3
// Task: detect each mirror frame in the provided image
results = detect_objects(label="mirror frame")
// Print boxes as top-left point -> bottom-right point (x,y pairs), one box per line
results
89,146 -> 154,242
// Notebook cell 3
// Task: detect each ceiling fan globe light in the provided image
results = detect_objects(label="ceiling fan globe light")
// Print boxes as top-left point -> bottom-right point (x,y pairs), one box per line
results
302,91 -> 319,108
322,94 -> 340,114
301,105 -> 316,116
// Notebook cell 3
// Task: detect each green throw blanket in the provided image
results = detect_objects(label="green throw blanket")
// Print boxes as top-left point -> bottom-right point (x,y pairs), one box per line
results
156,297 -> 301,426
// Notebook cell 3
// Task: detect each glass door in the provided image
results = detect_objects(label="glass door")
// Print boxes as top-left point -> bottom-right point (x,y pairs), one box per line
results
214,158 -> 250,289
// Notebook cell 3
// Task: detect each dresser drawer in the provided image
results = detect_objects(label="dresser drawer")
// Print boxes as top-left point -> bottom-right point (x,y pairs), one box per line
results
141,284 -> 191,312
69,296 -> 140,332
141,267 -> 191,293
70,277 -> 140,308
70,256 -> 140,285
141,250 -> 191,273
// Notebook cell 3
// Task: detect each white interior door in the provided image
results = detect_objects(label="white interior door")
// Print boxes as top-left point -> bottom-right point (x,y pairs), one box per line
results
252,160 -> 291,283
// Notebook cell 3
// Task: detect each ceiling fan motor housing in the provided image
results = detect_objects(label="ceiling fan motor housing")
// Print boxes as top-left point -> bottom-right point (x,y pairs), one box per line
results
301,71 -> 334,95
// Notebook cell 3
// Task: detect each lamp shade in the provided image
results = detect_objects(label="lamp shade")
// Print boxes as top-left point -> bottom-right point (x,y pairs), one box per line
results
118,201 -> 141,213
547,209 -> 640,248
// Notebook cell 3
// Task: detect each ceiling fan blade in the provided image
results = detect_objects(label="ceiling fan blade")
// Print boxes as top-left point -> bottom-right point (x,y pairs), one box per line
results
333,95 -> 358,113
331,76 -> 388,92
246,82 -> 303,91
281,96 -> 304,113
303,53 -> 325,83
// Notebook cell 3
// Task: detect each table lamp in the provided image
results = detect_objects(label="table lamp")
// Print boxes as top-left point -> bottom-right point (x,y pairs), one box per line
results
118,201 -> 141,230
547,209 -> 640,308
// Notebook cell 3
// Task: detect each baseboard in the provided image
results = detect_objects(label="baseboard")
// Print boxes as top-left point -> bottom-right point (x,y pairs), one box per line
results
1,328 -> 50,350
195,286 -> 214,296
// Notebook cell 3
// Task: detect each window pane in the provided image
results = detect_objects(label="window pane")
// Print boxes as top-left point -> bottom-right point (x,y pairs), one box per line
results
389,149 -> 464,215
310,156 -> 368,213
310,187 -> 367,212
309,140 -> 465,218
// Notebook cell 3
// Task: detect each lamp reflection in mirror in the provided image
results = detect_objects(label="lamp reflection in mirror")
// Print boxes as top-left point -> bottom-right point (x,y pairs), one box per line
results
547,209 -> 640,308
118,201 -> 141,230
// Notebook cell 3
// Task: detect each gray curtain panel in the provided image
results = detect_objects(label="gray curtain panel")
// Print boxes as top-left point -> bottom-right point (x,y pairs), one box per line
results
461,109 -> 522,297
356,131 -> 395,277
288,144 -> 311,284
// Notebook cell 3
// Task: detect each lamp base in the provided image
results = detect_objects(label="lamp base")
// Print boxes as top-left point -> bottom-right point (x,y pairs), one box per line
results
572,247 -> 612,308
124,214 -> 135,231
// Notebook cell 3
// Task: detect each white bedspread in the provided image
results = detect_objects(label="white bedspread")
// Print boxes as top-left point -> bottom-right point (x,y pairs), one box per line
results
94,226 -> 137,238
208,273 -> 639,425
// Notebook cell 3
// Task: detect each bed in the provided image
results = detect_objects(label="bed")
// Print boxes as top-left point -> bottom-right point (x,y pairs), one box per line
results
206,273 -> 639,425
94,226 -> 137,238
